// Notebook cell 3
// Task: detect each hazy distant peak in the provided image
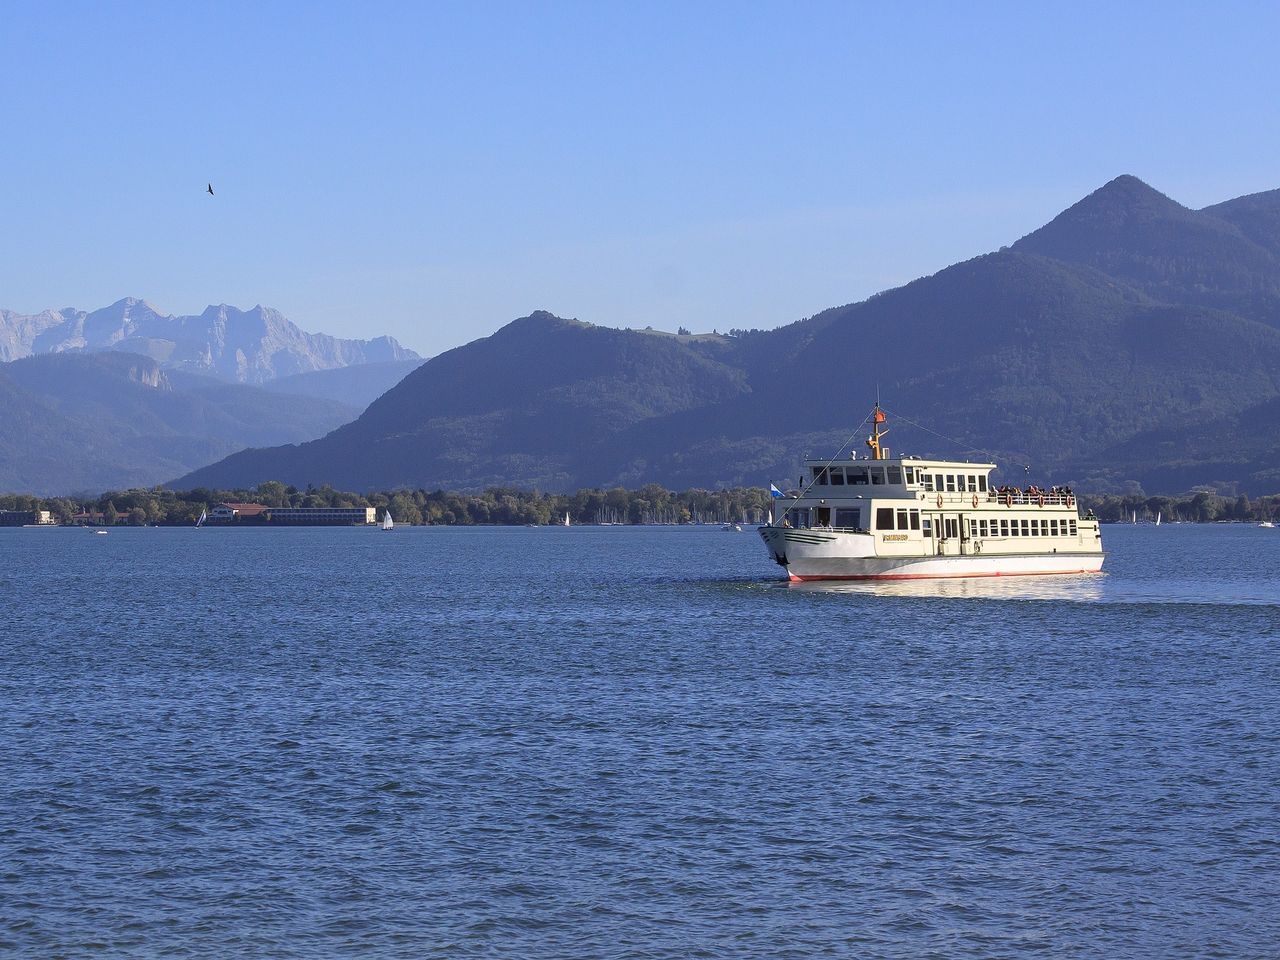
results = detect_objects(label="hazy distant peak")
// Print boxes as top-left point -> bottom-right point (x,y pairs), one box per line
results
0,298 -> 421,382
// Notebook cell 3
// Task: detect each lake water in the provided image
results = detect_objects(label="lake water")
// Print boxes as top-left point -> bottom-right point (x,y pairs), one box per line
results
2,524 -> 1278,957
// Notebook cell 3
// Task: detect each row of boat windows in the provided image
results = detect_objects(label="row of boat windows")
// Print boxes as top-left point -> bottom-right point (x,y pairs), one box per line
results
811,465 -> 990,493
963,517 -> 1079,537
813,465 -> 903,486
922,473 -> 988,493
793,506 -> 1078,537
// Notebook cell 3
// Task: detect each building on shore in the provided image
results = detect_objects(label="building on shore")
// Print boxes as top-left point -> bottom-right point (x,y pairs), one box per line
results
0,510 -> 55,526
207,503 -> 376,526
209,503 -> 271,523
266,506 -> 377,525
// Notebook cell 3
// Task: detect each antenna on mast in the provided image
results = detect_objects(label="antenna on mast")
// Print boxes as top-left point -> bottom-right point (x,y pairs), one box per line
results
866,402 -> 889,460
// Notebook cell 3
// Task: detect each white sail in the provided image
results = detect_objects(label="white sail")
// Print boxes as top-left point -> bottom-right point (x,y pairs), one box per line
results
195,509 -> 206,528
564,512 -> 570,527
1156,512 -> 1161,526
382,511 -> 394,531
1132,511 -> 1137,524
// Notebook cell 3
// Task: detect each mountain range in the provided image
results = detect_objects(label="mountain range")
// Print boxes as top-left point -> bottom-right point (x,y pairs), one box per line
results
172,175 -> 1280,496
0,298 -> 419,384
9,175 -> 1280,497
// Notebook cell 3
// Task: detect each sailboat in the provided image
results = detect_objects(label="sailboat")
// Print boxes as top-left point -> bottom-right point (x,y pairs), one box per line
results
1155,512 -> 1162,526
382,511 -> 394,531
195,509 -> 207,528
1132,511 -> 1138,524
563,512 -> 571,527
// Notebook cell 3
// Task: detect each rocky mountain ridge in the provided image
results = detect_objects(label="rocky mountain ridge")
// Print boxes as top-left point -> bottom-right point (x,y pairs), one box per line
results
0,298 -> 419,384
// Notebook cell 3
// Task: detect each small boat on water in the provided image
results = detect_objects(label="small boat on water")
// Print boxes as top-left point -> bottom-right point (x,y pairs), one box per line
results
95,529 -> 108,535
1260,521 -> 1275,528
382,511 -> 395,531
195,509 -> 207,528
563,512 -> 571,527
758,404 -> 1104,581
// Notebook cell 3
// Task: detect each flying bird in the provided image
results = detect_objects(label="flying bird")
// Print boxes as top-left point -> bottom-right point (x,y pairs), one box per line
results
207,183 -> 214,196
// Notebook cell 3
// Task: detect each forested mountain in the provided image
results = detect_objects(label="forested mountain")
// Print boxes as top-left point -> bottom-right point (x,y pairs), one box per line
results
0,353 -> 358,493
1011,175 -> 1280,327
114,176 -> 1280,495
0,298 -> 419,383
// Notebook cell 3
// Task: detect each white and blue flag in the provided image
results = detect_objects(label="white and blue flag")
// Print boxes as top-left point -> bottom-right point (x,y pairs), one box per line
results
769,483 -> 785,498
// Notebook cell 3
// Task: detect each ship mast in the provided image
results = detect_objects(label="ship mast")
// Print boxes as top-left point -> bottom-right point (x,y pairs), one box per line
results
865,404 -> 889,460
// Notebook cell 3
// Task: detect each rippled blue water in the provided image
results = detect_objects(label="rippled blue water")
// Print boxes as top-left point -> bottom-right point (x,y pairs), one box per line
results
2,524 -> 1279,957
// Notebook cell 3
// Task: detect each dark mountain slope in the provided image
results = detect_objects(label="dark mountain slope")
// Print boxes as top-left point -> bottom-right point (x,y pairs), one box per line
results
1012,175 -> 1280,326
174,252 -> 1280,494
174,314 -> 749,490
1202,188 -> 1280,257
585,251 -> 1280,489
1080,396 -> 1280,492
0,353 -> 359,494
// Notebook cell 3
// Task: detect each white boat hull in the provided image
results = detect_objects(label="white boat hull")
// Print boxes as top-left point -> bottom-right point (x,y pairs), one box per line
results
780,552 -> 1103,581
760,527 -> 1102,581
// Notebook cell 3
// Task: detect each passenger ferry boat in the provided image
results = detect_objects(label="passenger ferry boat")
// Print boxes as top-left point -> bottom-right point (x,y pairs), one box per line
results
760,406 -> 1104,581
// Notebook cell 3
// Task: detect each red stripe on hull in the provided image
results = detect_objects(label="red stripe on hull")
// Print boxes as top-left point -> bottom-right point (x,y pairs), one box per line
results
788,568 -> 1100,582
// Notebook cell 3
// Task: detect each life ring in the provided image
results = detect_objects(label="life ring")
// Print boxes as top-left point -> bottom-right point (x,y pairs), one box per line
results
1067,495 -> 1074,508
1004,494 -> 1012,507
935,494 -> 943,508
971,494 -> 979,509
1038,495 -> 1045,507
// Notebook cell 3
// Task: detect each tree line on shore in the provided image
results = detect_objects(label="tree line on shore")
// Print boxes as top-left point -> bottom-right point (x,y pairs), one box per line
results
0,482 -> 774,526
2,484 -> 1277,526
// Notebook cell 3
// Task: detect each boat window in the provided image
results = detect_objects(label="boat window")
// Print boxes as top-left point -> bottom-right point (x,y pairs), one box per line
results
922,517 -> 932,536
978,475 -> 988,492
1050,519 -> 1058,535
896,509 -> 909,529
909,510 -> 920,530
1010,520 -> 1020,537
968,476 -> 978,492
921,474 -> 933,491
849,468 -> 868,485
870,468 -> 885,485
1069,520 -> 1078,535
875,507 -> 894,530
904,466 -> 914,484
945,475 -> 956,492
835,507 -> 860,529
814,468 -> 827,485
1020,519 -> 1030,536
829,469 -> 845,486
887,466 -> 902,484
978,519 -> 987,536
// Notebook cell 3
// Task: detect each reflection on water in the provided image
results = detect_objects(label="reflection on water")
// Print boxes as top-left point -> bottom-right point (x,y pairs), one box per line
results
787,573 -> 1108,602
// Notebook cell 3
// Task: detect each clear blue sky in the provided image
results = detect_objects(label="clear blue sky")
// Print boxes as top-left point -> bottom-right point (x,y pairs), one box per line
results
2,1 -> 1277,356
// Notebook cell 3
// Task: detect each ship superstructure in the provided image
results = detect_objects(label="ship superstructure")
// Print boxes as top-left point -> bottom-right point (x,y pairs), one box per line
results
760,406 -> 1104,581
